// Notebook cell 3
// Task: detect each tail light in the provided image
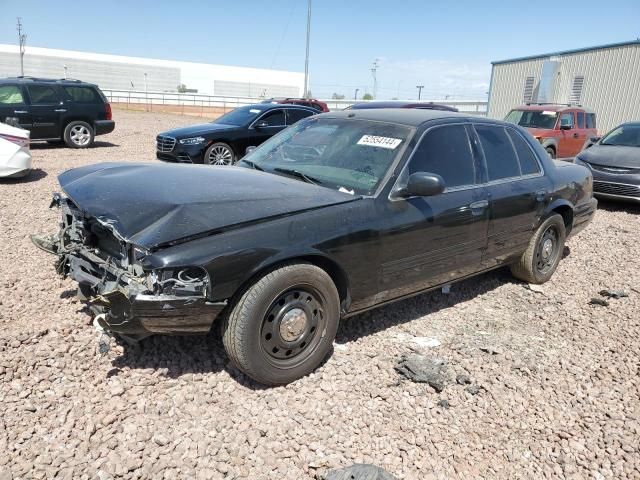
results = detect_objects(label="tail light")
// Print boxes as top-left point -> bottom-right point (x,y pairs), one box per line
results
105,103 -> 112,121
0,133 -> 29,148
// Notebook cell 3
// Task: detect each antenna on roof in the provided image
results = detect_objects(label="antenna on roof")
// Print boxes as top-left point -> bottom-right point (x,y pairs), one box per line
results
17,17 -> 27,77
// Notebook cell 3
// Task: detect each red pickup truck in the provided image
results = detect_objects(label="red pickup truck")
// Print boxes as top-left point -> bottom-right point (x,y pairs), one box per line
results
505,104 -> 597,159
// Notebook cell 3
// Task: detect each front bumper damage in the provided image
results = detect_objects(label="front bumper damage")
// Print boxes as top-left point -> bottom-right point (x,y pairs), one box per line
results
33,195 -> 226,341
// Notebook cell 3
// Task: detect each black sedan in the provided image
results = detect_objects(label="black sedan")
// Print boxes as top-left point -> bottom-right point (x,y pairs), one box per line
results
34,109 -> 596,385
156,103 -> 317,165
575,122 -> 640,203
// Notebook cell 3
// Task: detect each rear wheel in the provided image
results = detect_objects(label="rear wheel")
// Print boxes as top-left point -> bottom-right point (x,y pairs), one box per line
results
205,142 -> 235,165
510,214 -> 566,284
64,121 -> 94,148
545,147 -> 556,159
222,263 -> 340,385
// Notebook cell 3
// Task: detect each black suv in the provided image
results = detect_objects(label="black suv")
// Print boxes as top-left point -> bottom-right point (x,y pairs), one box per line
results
0,77 -> 114,148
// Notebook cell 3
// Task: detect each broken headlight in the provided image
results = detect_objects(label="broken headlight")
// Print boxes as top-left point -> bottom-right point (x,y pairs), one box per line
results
147,266 -> 210,297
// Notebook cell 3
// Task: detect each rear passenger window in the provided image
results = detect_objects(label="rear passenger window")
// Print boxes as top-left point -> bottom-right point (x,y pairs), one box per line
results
475,125 -> 520,180
507,129 -> 541,175
0,85 -> 25,104
287,109 -> 314,125
26,85 -> 60,104
576,112 -> 585,128
64,86 -> 100,103
586,113 -> 596,129
409,125 -> 475,188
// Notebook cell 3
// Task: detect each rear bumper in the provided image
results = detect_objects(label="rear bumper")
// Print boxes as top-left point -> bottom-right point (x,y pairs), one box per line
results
569,197 -> 597,238
94,120 -> 115,136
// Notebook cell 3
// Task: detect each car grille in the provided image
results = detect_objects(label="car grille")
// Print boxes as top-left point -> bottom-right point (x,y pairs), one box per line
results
593,181 -> 640,197
589,163 -> 640,174
156,135 -> 176,152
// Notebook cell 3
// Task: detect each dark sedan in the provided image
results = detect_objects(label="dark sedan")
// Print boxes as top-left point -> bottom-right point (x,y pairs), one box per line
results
156,103 -> 317,165
35,109 -> 596,385
575,122 -> 640,203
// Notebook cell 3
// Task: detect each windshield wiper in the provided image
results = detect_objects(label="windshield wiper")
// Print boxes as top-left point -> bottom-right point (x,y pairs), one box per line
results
273,167 -> 322,185
240,159 -> 265,171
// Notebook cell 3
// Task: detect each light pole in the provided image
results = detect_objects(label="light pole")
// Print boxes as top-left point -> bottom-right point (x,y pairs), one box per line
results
17,18 -> 26,77
416,85 -> 424,100
371,59 -> 379,99
303,0 -> 312,98
63,65 -> 68,79
354,88 -> 359,100
144,73 -> 148,111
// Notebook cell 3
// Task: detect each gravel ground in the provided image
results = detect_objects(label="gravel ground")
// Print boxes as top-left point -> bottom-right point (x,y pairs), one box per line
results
1,109 -> 639,480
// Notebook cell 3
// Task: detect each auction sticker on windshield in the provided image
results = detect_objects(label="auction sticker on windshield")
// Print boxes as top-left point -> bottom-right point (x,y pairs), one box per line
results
542,111 -> 557,116
357,135 -> 402,149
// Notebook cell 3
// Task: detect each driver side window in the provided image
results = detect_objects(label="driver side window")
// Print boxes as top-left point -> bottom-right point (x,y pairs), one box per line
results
408,125 -> 476,189
560,112 -> 574,129
259,109 -> 285,127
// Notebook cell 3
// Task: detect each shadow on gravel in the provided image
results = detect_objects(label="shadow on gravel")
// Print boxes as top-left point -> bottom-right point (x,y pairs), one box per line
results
0,168 -> 48,184
595,199 -> 640,215
30,141 -> 119,149
336,267 -> 513,344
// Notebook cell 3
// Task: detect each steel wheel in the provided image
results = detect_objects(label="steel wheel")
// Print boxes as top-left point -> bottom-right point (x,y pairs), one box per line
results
207,144 -> 234,165
70,125 -> 91,146
534,225 -> 561,275
260,287 -> 326,364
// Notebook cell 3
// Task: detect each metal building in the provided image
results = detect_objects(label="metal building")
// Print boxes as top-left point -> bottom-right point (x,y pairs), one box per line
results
0,44 -> 304,98
487,40 -> 640,132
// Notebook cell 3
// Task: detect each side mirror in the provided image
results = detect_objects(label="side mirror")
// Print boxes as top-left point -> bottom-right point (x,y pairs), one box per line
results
245,146 -> 256,155
560,124 -> 572,130
255,120 -> 269,129
398,172 -> 445,197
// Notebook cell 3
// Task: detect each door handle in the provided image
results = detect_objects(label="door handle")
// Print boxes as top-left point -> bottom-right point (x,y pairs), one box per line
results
469,200 -> 489,209
54,109 -> 67,112
14,110 -> 28,114
535,190 -> 547,201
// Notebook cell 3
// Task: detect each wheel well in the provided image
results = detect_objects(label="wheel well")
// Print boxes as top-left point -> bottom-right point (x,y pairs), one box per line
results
552,205 -> 573,234
545,145 -> 556,153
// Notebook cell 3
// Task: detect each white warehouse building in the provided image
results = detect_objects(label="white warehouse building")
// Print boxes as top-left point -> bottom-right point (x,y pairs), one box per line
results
0,44 -> 304,98
487,40 -> 640,132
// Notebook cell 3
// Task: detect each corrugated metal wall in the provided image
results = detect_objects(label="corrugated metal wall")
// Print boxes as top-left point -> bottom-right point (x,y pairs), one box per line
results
488,44 -> 640,132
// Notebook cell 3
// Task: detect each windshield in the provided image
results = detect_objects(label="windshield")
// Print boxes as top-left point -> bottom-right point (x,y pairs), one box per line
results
600,125 -> 640,147
240,117 -> 412,195
214,105 -> 265,126
505,109 -> 558,129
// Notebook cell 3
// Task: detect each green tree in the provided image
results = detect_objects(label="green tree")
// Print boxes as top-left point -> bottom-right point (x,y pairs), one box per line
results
362,93 -> 373,100
177,84 -> 188,93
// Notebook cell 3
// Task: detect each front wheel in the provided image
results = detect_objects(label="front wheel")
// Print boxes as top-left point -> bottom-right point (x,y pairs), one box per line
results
545,147 -> 556,159
64,121 -> 95,148
222,263 -> 340,385
205,142 -> 235,165
510,214 -> 566,284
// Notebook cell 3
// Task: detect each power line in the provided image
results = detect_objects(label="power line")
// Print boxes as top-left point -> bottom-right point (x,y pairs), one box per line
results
270,0 -> 297,69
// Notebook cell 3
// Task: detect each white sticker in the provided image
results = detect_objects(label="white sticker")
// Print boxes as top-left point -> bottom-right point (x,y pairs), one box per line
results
357,135 -> 402,149
338,186 -> 355,195
542,111 -> 557,116
249,109 -> 262,113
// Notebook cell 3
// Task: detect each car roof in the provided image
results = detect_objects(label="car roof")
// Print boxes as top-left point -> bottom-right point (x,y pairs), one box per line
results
0,76 -> 97,87
512,104 -> 595,114
321,108 -> 475,127
349,101 -> 457,112
244,103 -> 317,112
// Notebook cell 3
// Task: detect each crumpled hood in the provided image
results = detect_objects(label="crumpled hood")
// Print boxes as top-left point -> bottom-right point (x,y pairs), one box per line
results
577,145 -> 640,169
58,163 -> 359,249
159,122 -> 237,138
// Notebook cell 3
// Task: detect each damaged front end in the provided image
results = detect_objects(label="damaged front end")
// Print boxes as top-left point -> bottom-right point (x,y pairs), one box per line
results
32,194 -> 226,341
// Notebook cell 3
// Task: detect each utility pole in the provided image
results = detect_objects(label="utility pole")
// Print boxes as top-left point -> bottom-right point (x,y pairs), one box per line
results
416,85 -> 424,100
63,65 -> 68,79
17,18 -> 26,76
144,73 -> 148,111
371,59 -> 379,99
303,0 -> 312,98
354,88 -> 359,100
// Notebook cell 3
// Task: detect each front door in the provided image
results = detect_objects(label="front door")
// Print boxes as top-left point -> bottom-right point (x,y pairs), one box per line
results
24,84 -> 64,139
0,84 -> 32,131
557,111 -> 582,158
378,123 -> 489,301
245,108 -> 287,152
472,124 -> 552,266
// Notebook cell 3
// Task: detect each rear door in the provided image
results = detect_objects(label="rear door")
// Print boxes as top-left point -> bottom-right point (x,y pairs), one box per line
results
286,108 -> 315,126
24,84 -> 65,139
574,110 -> 590,154
0,84 -> 32,131
473,124 -> 551,266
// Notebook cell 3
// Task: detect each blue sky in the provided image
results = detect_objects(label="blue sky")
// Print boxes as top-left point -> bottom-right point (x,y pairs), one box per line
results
1,0 -> 639,99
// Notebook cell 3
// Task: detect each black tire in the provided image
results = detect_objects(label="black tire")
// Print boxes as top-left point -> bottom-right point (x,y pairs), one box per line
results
204,142 -> 235,165
545,147 -> 556,159
63,121 -> 95,148
222,263 -> 340,385
510,214 -> 566,284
